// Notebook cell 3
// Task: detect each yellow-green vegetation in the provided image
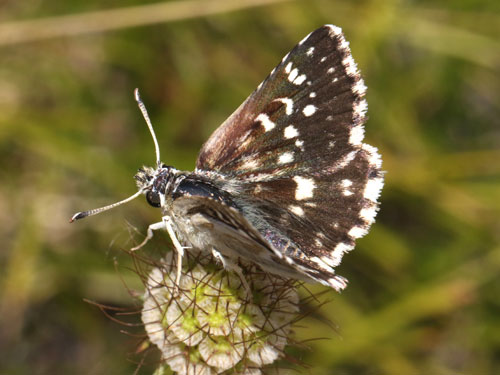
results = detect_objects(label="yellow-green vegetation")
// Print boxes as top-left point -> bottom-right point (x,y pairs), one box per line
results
0,0 -> 499,374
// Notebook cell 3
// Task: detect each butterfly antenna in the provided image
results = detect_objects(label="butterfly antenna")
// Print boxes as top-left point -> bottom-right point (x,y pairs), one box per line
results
134,88 -> 161,167
69,190 -> 143,223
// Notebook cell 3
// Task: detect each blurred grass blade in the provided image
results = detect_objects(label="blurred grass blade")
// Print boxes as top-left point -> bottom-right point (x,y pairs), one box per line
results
0,0 -> 291,46
402,17 -> 500,69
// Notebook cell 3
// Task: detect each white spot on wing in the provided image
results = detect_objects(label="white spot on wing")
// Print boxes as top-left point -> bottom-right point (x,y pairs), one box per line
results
342,55 -> 358,76
293,74 -> 307,85
364,177 -> 384,202
327,277 -> 348,292
309,92 -> 316,98
327,67 -> 335,74
288,68 -> 298,83
310,256 -> 332,272
341,179 -> 353,196
331,242 -> 354,266
342,179 -> 353,187
327,276 -> 347,292
307,47 -> 314,56
284,125 -> 299,139
303,105 -> 316,117
362,144 -> 383,168
349,226 -> 368,239
320,56 -> 327,62
319,256 -> 336,268
255,113 -> 275,132
339,38 -> 350,50
295,139 -> 304,150
354,99 -> 368,119
289,205 -> 304,217
349,125 -> 365,145
275,98 -> 294,115
311,256 -> 323,265
353,80 -> 367,95
360,205 -> 378,224
285,62 -> 292,74
326,24 -> 343,37
278,152 -> 294,164
293,176 -> 316,200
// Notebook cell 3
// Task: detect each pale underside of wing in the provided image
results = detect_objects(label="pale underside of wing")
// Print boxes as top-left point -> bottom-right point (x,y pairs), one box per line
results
171,194 -> 348,290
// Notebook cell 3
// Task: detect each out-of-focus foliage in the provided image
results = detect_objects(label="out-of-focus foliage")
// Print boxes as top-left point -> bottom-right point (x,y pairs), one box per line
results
0,0 -> 499,374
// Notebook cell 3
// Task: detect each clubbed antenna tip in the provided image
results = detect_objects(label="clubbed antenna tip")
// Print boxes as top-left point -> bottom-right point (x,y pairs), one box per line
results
134,88 -> 161,167
69,190 -> 144,223
69,212 -> 87,223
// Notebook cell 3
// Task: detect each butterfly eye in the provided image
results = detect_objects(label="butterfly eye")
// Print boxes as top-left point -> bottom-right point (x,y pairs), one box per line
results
146,191 -> 161,207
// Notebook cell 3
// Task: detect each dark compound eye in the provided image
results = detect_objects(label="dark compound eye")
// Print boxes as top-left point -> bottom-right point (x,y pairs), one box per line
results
146,191 -> 161,208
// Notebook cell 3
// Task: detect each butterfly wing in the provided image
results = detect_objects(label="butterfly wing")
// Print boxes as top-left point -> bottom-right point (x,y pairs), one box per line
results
195,25 -> 383,290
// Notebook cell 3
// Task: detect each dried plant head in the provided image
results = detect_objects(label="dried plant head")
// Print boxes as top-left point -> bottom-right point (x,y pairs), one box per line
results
141,250 -> 303,375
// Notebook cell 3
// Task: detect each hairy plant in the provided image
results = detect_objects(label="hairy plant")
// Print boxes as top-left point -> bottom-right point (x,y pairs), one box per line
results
141,251 -> 301,375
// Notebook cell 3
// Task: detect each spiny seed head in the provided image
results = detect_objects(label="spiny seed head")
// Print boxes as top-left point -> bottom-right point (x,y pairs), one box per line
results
142,252 -> 300,374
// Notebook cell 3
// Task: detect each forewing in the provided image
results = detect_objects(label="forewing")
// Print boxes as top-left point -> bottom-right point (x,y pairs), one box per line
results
197,25 -> 367,175
196,25 -> 383,288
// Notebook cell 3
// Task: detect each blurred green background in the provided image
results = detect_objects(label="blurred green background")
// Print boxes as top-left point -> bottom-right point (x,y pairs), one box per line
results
1,0 -> 499,374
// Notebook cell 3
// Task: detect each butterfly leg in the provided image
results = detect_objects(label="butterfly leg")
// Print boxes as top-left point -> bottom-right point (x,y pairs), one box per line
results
131,217 -> 189,292
163,216 -> 190,290
211,248 -> 251,296
130,221 -> 164,251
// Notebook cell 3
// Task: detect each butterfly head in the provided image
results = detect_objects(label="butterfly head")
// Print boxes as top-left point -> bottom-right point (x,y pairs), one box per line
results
135,164 -> 180,208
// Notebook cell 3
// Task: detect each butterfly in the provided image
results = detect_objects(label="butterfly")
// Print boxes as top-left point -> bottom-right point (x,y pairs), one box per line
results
71,25 -> 384,292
